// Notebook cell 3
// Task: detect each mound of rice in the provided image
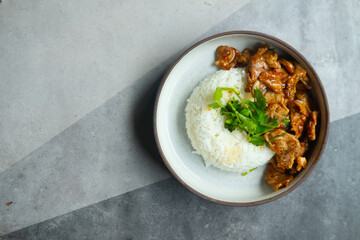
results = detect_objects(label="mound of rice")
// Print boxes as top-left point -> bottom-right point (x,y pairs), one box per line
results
185,68 -> 275,173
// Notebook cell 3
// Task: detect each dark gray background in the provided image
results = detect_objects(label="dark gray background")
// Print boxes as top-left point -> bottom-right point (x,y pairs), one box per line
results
3,114 -> 359,239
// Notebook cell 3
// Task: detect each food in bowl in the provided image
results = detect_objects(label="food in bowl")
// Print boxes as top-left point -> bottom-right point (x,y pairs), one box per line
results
185,43 -> 318,191
185,68 -> 275,172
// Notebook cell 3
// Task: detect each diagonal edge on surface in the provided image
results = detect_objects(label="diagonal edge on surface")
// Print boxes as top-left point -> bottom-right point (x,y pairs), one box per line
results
0,0 -> 251,173
1,111 -> 359,239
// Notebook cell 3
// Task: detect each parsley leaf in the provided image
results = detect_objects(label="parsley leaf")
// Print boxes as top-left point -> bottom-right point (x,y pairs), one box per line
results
213,88 -> 224,102
249,135 -> 266,146
208,87 -> 279,147
208,102 -> 222,108
253,89 -> 267,112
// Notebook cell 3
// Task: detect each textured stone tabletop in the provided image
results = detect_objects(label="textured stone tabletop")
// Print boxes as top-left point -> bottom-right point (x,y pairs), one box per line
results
0,0 -> 359,239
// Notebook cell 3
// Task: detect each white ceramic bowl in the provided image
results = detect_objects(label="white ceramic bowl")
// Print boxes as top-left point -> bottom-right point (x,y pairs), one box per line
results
154,31 -> 329,206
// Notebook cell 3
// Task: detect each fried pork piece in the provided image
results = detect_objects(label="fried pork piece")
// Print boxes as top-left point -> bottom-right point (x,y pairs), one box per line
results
284,67 -> 309,100
266,103 -> 289,129
246,45 -> 270,91
275,151 -> 296,170
259,72 -> 282,92
256,44 -> 270,55
289,156 -> 307,174
298,140 -> 309,156
265,162 -> 294,191
277,67 -> 290,82
293,68 -> 307,79
238,48 -> 252,65
264,129 -> 301,170
215,46 -> 252,70
294,63 -> 312,89
295,91 -> 311,113
307,111 -> 319,141
263,50 -> 281,69
296,80 -> 312,91
264,90 -> 289,128
288,100 -> 310,138
279,59 -> 295,74
269,156 -> 285,173
283,74 -> 299,100
295,157 -> 307,171
264,90 -> 286,106
293,68 -> 309,89
298,76 -> 311,90
251,80 -> 268,93
258,68 -> 288,93
215,46 -> 241,70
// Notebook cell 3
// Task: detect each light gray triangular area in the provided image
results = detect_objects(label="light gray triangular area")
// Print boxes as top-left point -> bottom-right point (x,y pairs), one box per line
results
0,0 -> 250,173
0,59 -> 173,235
2,113 -> 360,240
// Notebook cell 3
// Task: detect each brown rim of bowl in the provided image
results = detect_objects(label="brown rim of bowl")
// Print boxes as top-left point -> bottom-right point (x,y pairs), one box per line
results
153,30 -> 330,207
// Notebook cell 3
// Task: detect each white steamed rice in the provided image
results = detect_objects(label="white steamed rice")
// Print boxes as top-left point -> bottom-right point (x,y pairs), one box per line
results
185,68 -> 275,173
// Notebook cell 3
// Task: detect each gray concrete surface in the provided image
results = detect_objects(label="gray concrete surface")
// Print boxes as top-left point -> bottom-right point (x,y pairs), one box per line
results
0,0 -> 249,173
2,112 -> 360,239
0,0 -> 359,238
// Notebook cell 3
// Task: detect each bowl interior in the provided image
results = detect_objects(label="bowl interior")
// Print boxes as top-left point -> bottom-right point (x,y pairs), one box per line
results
155,32 -> 329,205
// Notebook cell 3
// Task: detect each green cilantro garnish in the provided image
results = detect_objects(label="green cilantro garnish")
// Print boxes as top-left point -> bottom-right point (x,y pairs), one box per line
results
249,135 -> 266,146
249,167 -> 258,172
269,47 -> 276,52
281,113 -> 290,128
208,88 -> 279,146
253,87 -> 267,111
242,167 -> 259,176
